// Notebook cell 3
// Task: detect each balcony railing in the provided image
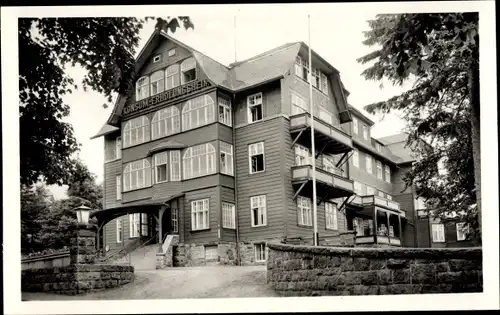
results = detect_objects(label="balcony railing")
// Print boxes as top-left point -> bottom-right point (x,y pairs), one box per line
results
291,165 -> 354,193
355,235 -> 401,246
350,195 -> 401,212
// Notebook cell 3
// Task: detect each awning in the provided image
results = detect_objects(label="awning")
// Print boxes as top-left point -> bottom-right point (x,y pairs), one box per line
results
147,140 -> 187,156
91,193 -> 184,225
90,123 -> 120,139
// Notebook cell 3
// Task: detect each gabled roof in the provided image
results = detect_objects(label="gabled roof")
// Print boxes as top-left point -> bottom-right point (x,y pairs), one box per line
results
90,123 -> 119,139
348,105 -> 375,127
377,133 -> 409,145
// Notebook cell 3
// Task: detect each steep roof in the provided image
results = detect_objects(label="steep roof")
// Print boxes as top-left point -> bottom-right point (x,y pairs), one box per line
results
348,105 -> 375,127
377,132 -> 409,145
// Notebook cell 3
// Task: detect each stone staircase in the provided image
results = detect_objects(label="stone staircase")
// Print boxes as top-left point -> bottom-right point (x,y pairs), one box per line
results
113,244 -> 159,270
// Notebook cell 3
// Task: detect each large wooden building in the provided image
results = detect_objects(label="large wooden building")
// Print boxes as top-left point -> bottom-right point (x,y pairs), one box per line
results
90,27 -> 464,266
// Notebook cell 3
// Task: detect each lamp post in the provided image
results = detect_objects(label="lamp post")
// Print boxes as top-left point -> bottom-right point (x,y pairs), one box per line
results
71,204 -> 96,265
75,204 -> 91,225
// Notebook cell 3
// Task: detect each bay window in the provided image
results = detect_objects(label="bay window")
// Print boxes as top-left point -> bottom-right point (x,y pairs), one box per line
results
191,199 -> 209,230
165,64 -> 180,90
183,143 -> 216,180
123,116 -> 150,148
123,159 -> 152,191
154,152 -> 168,183
135,76 -> 150,101
150,70 -> 165,96
220,141 -> 234,176
151,106 -> 180,140
297,196 -> 312,226
180,57 -> 197,84
250,195 -> 267,227
182,94 -> 215,131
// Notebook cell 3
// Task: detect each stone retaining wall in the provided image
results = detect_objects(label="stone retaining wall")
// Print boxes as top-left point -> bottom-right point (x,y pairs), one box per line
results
22,264 -> 134,295
22,251 -> 71,270
267,243 -> 483,296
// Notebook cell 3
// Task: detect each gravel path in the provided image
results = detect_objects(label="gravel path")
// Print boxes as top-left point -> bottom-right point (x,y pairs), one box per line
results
22,265 -> 278,300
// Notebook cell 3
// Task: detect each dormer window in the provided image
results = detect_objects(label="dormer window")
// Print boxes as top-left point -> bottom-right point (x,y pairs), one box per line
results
180,57 -> 196,84
247,92 -> 263,123
153,55 -> 161,63
135,76 -> 150,101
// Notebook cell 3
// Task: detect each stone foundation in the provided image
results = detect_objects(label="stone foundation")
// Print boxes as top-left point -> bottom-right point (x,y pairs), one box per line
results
267,243 -> 483,296
172,242 -> 239,267
22,264 -> 134,295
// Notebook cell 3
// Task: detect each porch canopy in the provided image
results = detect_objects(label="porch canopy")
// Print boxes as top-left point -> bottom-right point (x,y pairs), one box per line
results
91,193 -> 184,228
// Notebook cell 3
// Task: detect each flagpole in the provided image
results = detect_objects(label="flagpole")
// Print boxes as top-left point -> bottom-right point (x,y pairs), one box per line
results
234,13 -> 237,63
308,14 -> 318,246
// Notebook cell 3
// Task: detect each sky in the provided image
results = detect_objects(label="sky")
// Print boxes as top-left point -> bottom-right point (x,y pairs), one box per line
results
48,10 -> 414,199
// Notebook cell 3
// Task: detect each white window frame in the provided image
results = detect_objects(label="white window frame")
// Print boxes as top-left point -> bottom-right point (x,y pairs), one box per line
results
220,141 -> 234,176
154,152 -> 169,184
456,222 -> 469,241
325,202 -> 338,230
249,142 -> 265,174
191,199 -> 210,231
171,207 -> 179,233
183,143 -> 216,180
222,202 -> 236,229
250,195 -> 267,227
180,57 -> 197,84
366,154 -> 372,174
255,243 -> 267,262
376,160 -> 383,179
322,154 -> 339,175
116,218 -> 123,243
123,159 -> 152,191
150,70 -> 165,96
352,149 -> 359,168
116,137 -> 122,159
354,181 -> 363,195
320,72 -> 328,94
247,92 -> 263,123
378,190 -> 385,198
165,64 -> 180,90
376,142 -> 381,152
123,116 -> 150,148
294,144 -> 311,167
385,165 -> 391,183
116,175 -> 122,200
135,76 -> 150,101
291,91 -> 308,115
169,150 -> 181,182
352,117 -> 358,135
295,56 -> 303,78
386,194 -> 393,201
129,213 -> 140,238
141,213 -> 148,236
218,95 -> 232,126
297,196 -> 312,226
432,223 -> 445,243
151,106 -> 180,140
182,94 -> 215,131
167,48 -> 176,57
362,124 -> 369,140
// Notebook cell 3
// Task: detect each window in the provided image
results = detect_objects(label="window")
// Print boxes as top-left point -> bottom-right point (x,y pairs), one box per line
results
183,143 -> 216,180
182,94 -> 215,131
255,243 -> 267,262
116,218 -> 123,243
311,68 -> 320,88
116,137 -> 122,159
354,181 -> 363,195
171,208 -> 178,233
294,145 -> 311,166
295,56 -> 303,77
352,149 -> 359,168
104,138 -> 117,162
152,106 -> 180,140
154,152 -> 168,183
432,224 -> 445,242
322,155 -> 338,174
352,117 -> 358,135
165,64 -> 180,90
170,150 -> 181,181
222,202 -> 236,229
291,92 -> 308,115
247,92 -> 263,123
250,195 -> 267,227
141,213 -> 148,236
153,55 -> 161,63
320,73 -> 328,94
191,199 -> 209,230
218,96 -> 232,126
180,57 -> 196,84
378,191 -> 385,198
116,175 -> 121,200
123,116 -> 150,148
297,196 -> 312,226
386,194 -> 393,201
362,125 -> 369,140
167,48 -> 176,57
375,142 -> 381,152
325,202 -> 338,230
365,154 -> 372,174
123,159 -> 152,191
385,165 -> 391,183
366,186 -> 375,196
301,58 -> 309,81
249,142 -> 265,174
220,141 -> 234,176
135,76 -> 150,101
376,160 -> 383,179
129,213 -> 140,238
456,222 -> 469,241
414,197 -> 426,210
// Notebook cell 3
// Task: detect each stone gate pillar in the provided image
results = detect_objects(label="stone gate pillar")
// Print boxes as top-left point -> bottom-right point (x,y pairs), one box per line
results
70,223 -> 97,264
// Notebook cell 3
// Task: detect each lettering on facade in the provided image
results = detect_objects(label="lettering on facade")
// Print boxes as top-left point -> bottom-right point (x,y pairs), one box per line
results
123,79 -> 212,115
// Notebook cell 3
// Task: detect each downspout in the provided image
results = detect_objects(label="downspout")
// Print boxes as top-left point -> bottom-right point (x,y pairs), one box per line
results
232,92 -> 241,265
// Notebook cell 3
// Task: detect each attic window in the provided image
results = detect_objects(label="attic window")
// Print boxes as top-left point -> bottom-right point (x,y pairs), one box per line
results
153,55 -> 161,63
180,57 -> 196,84
168,48 -> 176,57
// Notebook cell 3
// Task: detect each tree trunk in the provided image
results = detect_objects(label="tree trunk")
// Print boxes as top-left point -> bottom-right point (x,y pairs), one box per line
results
468,56 -> 481,242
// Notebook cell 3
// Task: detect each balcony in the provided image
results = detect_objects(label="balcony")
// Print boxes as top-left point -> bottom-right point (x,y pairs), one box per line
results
290,113 -> 353,156
291,165 -> 354,200
355,235 -> 402,246
350,195 -> 403,215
